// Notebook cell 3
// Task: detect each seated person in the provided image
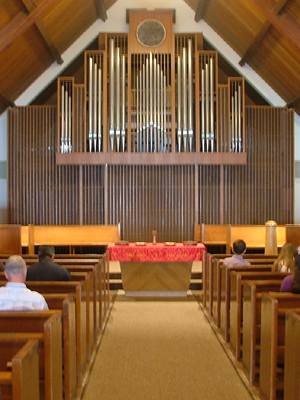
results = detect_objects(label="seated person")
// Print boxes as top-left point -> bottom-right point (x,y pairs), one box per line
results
272,243 -> 297,272
0,255 -> 48,310
281,253 -> 300,293
26,245 -> 72,281
223,239 -> 251,266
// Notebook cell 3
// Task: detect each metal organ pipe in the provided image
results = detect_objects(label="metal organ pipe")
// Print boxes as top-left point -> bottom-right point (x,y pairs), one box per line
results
153,57 -> 157,153
209,57 -> 214,152
201,68 -> 205,152
177,56 -> 182,152
98,66 -> 102,152
238,83 -> 242,152
61,84 -> 65,153
109,38 -> 115,151
88,57 -> 93,152
188,39 -> 193,152
93,62 -> 97,152
182,47 -> 187,152
115,47 -> 120,152
64,89 -> 68,153
121,55 -> 126,152
205,62 -> 209,151
149,53 -> 153,152
68,93 -> 72,152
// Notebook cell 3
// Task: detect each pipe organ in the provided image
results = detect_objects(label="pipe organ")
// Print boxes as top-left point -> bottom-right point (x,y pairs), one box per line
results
57,9 -> 246,165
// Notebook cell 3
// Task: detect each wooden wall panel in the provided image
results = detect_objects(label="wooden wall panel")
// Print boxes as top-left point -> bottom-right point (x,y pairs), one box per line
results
7,104 -> 294,240
107,165 -> 195,242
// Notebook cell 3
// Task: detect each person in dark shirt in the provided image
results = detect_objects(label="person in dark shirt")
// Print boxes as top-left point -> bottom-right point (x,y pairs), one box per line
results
26,245 -> 72,281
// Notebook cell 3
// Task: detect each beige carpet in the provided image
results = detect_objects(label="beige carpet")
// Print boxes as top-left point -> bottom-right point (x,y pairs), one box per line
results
82,291 -> 254,400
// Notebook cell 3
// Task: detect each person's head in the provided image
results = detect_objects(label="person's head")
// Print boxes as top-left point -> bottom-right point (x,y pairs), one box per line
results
232,239 -> 247,255
5,255 -> 27,283
38,245 -> 55,261
278,243 -> 297,260
273,243 -> 297,272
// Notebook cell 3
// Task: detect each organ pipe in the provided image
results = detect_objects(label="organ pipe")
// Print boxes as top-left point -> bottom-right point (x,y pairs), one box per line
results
58,36 -> 246,157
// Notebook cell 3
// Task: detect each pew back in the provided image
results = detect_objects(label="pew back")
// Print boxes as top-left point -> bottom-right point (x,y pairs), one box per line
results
0,339 -> 39,400
242,280 -> 284,384
259,293 -> 300,400
284,310 -> 300,400
0,311 -> 63,400
26,224 -> 120,254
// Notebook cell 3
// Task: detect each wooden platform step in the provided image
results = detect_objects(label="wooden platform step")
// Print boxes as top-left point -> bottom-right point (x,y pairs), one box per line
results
109,272 -> 202,290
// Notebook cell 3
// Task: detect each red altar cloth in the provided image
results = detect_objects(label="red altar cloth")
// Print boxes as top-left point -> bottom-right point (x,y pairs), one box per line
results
107,242 -> 206,262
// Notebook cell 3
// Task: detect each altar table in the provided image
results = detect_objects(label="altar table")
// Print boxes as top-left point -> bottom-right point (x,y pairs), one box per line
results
107,242 -> 206,297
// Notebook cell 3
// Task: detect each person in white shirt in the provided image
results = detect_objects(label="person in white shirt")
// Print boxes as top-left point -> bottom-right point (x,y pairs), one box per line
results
0,255 -> 48,311
223,239 -> 251,266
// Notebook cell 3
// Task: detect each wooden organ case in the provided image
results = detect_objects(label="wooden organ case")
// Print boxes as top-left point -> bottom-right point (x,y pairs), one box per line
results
56,9 -> 246,166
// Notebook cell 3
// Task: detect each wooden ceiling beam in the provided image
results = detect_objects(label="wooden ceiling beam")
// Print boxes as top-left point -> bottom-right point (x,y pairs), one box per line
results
0,0 -> 61,54
248,0 -> 300,52
194,0 -> 209,22
0,91 -> 15,108
22,0 -> 63,64
239,0 -> 289,66
95,0 -> 107,21
287,93 -> 300,108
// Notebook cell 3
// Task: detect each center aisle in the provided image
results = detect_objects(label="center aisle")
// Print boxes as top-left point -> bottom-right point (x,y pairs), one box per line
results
82,291 -> 255,400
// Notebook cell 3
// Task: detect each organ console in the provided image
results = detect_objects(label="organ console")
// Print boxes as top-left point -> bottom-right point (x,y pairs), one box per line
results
56,9 -> 246,166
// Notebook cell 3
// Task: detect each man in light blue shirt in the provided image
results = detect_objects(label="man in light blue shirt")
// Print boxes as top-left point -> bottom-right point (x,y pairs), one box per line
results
0,255 -> 48,311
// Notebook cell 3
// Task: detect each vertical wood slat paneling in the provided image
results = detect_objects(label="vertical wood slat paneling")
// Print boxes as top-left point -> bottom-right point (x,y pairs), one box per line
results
107,165 -> 195,242
8,104 -> 294,236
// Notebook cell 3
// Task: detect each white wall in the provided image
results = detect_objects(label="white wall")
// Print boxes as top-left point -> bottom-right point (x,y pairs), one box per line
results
1,0 -> 298,223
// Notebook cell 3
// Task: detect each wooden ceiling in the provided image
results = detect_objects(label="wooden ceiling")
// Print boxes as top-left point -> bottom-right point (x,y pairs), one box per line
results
1,0 -> 300,115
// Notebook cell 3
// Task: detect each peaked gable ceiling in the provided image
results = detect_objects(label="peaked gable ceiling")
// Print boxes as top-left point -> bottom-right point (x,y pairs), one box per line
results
0,0 -> 299,115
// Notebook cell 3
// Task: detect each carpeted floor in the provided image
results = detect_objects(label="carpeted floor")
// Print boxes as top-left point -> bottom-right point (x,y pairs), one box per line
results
82,291 -> 254,400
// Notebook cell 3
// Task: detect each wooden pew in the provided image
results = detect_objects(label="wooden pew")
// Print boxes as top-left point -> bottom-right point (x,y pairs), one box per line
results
24,281 -> 87,389
0,311 -> 63,400
219,264 -> 274,342
228,224 -> 286,254
194,223 -> 286,253
284,310 -> 300,400
194,223 -> 228,247
25,224 -> 120,254
211,258 -> 276,325
242,280 -> 284,384
43,294 -> 77,400
22,253 -> 110,331
259,293 -> 300,400
229,271 -> 287,360
202,252 -> 277,313
69,271 -> 95,362
0,339 -> 39,400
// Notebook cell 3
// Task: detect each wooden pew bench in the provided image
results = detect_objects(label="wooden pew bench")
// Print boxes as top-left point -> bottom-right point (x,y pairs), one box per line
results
201,252 -> 277,313
42,294 -> 77,400
284,310 -> 300,400
242,280 -> 285,384
0,311 -> 63,400
25,224 -> 120,254
219,264 -> 274,342
194,223 -> 286,254
0,338 -> 39,400
228,224 -> 286,254
229,271 -> 287,360
211,258 -> 276,325
69,271 -> 95,362
22,252 -> 110,330
24,281 -> 87,389
259,293 -> 300,400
